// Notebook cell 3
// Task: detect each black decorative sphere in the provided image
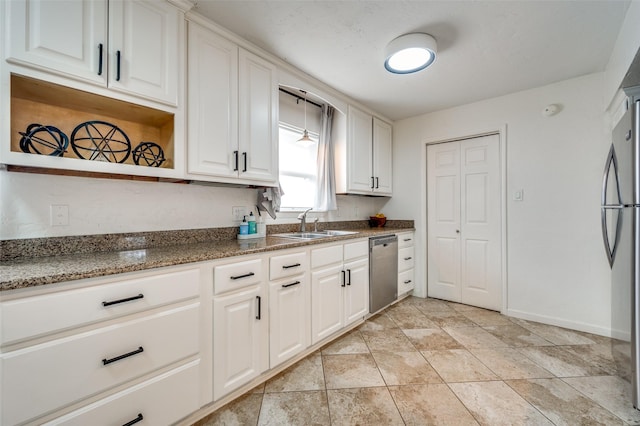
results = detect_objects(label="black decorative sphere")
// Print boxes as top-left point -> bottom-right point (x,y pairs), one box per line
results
70,120 -> 131,163
132,142 -> 165,167
19,123 -> 68,156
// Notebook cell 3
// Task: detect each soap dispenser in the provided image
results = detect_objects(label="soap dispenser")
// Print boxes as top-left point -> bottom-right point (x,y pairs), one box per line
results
239,216 -> 249,235
248,212 -> 257,234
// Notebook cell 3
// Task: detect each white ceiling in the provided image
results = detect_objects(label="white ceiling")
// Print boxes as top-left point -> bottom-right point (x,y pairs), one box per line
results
192,1 -> 630,121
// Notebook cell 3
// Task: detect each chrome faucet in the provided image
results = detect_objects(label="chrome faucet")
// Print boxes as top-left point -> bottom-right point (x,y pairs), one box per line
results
297,208 -> 312,232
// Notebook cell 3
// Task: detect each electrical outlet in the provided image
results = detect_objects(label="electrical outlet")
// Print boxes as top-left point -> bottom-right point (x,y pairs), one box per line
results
232,206 -> 248,221
50,204 -> 69,226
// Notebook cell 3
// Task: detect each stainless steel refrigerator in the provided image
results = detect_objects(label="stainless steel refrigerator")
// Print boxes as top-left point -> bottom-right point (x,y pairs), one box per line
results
602,85 -> 640,409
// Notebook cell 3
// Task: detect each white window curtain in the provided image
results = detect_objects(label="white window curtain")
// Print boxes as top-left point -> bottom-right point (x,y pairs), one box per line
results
314,104 -> 337,211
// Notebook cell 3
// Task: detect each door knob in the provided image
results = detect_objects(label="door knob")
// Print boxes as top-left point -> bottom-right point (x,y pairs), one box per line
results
456,229 -> 460,233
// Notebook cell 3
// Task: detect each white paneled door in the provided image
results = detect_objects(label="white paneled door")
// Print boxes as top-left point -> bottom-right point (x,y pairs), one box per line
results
427,134 -> 502,310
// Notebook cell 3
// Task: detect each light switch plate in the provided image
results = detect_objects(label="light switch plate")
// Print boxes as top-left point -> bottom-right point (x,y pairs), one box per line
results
50,204 -> 69,226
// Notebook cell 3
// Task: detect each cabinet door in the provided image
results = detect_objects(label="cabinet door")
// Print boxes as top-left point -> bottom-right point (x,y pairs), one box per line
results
213,285 -> 267,401
238,49 -> 278,183
373,117 -> 393,195
347,105 -> 374,193
6,0 -> 107,85
187,22 -> 238,179
343,257 -> 369,325
269,274 -> 310,368
311,264 -> 344,344
108,0 -> 180,105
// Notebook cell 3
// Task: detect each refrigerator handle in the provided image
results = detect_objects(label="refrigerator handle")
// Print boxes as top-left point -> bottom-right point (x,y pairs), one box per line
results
601,144 -> 622,267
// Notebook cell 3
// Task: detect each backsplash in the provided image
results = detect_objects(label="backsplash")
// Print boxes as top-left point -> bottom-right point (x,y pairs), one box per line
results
1,169 -> 392,240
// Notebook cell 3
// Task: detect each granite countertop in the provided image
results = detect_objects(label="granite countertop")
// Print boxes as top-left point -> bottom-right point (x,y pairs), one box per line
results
0,225 -> 414,292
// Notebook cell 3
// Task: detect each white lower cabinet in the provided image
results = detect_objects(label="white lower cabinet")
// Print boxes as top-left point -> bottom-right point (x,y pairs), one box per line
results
212,258 -> 268,401
311,241 -> 369,344
44,360 -> 200,426
269,273 -> 310,368
0,266 -> 201,426
268,250 -> 310,368
397,231 -> 416,297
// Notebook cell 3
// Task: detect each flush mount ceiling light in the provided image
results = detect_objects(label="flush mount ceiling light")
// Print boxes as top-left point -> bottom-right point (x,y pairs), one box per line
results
384,33 -> 437,74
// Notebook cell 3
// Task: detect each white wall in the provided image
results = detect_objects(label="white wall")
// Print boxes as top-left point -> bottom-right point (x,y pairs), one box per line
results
604,1 -> 640,109
386,72 -> 613,336
0,170 -> 388,239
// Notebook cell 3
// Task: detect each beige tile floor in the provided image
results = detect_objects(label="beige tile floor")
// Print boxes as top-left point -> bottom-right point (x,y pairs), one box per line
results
194,296 -> 640,425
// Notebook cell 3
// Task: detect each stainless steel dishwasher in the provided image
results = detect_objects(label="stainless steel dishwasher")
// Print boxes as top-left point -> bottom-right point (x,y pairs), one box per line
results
369,234 -> 398,314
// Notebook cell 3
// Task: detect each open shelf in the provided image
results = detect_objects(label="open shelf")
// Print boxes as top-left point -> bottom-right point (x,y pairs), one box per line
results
10,74 -> 175,170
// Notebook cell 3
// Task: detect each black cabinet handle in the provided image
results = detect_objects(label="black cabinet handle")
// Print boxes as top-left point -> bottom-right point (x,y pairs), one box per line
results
376,177 -> 379,189
102,346 -> 144,366
282,280 -> 301,288
404,280 -> 412,284
371,177 -> 375,189
233,150 -> 239,171
256,295 -> 261,320
122,413 -> 144,426
404,257 -> 412,261
102,293 -> 144,307
282,263 -> 301,269
116,50 -> 121,81
98,43 -> 103,76
242,152 -> 247,172
404,238 -> 412,242
230,272 -> 255,280
347,269 -> 352,286
341,270 -> 346,287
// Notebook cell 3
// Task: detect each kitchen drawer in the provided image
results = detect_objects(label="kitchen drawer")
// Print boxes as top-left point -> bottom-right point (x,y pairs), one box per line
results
214,258 -> 263,295
311,244 -> 343,269
0,303 -> 199,426
270,251 -> 307,281
398,246 -> 415,272
344,240 -> 368,261
45,360 -> 200,426
397,232 -> 414,248
0,267 -> 200,346
398,269 -> 415,295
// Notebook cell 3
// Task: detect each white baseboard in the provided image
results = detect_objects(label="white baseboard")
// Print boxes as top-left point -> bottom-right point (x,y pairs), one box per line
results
505,308 -> 622,339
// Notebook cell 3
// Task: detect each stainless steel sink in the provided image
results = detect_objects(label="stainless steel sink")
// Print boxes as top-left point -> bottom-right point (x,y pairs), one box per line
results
272,230 -> 359,240
317,230 -> 359,236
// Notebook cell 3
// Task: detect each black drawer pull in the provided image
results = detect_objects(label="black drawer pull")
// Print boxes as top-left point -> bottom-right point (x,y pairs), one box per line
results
404,238 -> 412,242
122,413 -> 144,426
116,50 -> 121,81
102,346 -> 144,366
256,296 -> 261,320
98,43 -> 103,76
230,272 -> 255,280
404,257 -> 413,261
404,280 -> 412,284
282,263 -> 301,269
102,293 -> 144,307
282,280 -> 301,288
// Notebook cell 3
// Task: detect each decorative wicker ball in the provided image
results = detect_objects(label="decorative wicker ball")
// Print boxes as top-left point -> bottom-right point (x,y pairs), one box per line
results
369,216 -> 387,227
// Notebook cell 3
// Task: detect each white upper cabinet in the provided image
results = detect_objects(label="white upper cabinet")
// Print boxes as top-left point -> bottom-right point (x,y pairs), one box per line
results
6,0 -> 182,106
6,0 -> 108,85
347,105 -> 374,193
337,105 -> 393,196
372,117 -> 393,195
107,0 -> 181,105
187,21 -> 278,185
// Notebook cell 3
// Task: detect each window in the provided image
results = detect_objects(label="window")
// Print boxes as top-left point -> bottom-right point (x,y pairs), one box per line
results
278,123 -> 318,210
